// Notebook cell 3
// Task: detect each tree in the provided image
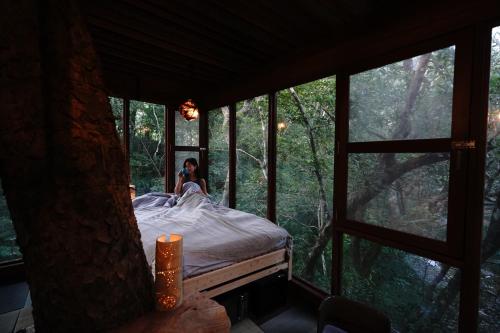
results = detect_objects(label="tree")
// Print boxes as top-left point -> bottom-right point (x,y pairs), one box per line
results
0,1 -> 153,331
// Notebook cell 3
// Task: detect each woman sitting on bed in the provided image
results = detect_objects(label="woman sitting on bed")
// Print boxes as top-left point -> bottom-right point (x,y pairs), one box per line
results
174,157 -> 208,195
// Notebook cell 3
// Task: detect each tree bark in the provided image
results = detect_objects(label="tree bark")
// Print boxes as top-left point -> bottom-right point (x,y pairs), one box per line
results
0,1 -> 154,332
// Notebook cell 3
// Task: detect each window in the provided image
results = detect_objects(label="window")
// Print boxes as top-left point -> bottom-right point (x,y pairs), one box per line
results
342,235 -> 460,332
347,153 -> 450,240
129,100 -> 166,195
0,179 -> 21,263
349,46 -> 455,142
479,25 -> 500,332
345,45 -> 461,250
208,107 -> 230,205
276,77 -> 335,291
175,111 -> 199,146
236,96 -> 268,217
109,97 -> 123,141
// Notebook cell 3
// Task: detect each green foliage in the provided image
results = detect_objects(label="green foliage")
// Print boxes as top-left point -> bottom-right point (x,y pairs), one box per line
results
0,179 -> 21,262
129,100 -> 166,195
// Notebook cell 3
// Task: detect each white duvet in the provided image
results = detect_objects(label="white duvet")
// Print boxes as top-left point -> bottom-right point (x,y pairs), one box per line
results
134,191 -> 292,278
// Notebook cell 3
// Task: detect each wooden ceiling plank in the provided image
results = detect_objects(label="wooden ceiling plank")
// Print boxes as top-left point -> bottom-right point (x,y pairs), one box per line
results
93,39 -> 230,82
87,16 -> 244,73
149,0 -> 296,49
122,0 -> 275,61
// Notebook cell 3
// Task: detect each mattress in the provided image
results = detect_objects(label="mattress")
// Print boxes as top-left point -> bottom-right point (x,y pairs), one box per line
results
134,191 -> 292,278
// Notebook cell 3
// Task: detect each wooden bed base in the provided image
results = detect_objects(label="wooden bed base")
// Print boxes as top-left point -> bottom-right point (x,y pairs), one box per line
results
183,248 -> 292,298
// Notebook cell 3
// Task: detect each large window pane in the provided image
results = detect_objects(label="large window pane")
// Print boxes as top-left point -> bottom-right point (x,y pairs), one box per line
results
175,111 -> 199,146
342,235 -> 460,332
347,153 -> 450,240
130,100 -> 165,195
236,96 -> 268,217
208,107 -> 230,206
0,179 -> 22,263
479,26 -> 500,332
276,77 -> 335,291
109,97 -> 123,141
349,46 -> 455,142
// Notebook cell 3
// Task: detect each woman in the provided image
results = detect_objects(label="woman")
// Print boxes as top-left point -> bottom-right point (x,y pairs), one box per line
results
174,157 -> 208,195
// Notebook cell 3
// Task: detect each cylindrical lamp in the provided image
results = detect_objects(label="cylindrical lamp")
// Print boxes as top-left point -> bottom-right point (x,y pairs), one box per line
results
155,234 -> 183,311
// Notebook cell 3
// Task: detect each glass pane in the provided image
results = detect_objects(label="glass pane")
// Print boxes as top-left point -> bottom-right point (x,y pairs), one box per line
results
175,151 -> 200,179
208,107 -> 230,206
0,179 -> 22,263
109,97 -> 123,141
349,46 -> 455,142
130,100 -> 166,195
175,111 -> 199,146
236,95 -> 268,217
276,76 -> 335,291
479,26 -> 500,332
342,235 -> 460,332
347,153 -> 450,240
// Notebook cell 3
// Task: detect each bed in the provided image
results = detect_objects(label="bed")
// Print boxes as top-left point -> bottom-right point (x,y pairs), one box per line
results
133,190 -> 292,298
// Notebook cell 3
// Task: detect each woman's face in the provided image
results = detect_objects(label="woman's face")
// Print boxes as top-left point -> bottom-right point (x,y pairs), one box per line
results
185,161 -> 196,174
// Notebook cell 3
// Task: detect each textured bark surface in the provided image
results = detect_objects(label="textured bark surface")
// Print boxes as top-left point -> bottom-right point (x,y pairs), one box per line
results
0,1 -> 154,332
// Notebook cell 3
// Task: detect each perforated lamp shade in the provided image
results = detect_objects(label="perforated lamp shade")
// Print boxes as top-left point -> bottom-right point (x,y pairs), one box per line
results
178,99 -> 199,121
155,234 -> 183,311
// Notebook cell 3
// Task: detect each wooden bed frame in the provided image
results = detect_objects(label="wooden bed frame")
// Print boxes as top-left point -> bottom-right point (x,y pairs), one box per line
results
183,248 -> 292,298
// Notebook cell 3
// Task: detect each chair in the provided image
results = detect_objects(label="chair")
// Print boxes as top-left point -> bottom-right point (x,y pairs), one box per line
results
318,296 -> 391,333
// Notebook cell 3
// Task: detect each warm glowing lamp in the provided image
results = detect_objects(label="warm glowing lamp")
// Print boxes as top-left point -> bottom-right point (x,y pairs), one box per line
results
155,234 -> 183,311
277,122 -> 287,130
129,184 -> 136,200
179,99 -> 199,121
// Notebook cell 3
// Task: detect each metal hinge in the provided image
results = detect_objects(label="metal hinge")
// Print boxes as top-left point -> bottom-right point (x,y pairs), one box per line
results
451,140 -> 476,150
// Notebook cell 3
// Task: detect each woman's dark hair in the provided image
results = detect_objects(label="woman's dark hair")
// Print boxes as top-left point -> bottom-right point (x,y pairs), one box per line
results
183,158 -> 200,178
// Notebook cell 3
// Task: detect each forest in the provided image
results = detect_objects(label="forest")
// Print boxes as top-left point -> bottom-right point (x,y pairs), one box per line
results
0,27 -> 498,333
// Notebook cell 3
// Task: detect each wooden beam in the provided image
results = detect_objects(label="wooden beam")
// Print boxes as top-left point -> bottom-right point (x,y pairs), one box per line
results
457,22 -> 493,333
267,92 -> 277,223
203,263 -> 288,299
183,249 -> 287,294
123,98 -> 130,182
228,103 -> 236,208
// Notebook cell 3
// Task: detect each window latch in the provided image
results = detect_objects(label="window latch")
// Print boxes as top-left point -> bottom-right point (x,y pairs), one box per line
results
451,140 -> 476,150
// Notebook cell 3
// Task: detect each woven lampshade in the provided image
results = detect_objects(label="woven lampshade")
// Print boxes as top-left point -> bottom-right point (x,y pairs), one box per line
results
178,99 -> 199,121
155,234 -> 183,311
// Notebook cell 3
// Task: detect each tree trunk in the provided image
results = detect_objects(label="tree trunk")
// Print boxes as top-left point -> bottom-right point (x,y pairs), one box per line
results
0,1 -> 154,332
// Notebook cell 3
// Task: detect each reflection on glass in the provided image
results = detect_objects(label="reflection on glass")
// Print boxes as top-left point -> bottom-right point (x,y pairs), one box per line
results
347,153 -> 450,240
175,111 -> 199,146
0,179 -> 22,263
342,235 -> 460,332
208,107 -> 230,206
109,97 -> 123,141
276,77 -> 335,291
130,100 -> 166,195
479,26 -> 500,332
349,46 -> 455,142
236,96 -> 268,217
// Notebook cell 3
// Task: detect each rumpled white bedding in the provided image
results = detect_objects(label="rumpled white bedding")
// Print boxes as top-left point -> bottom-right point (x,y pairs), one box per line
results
134,191 -> 292,278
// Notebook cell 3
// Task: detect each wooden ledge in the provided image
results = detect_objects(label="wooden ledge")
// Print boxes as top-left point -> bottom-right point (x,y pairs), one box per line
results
111,292 -> 230,333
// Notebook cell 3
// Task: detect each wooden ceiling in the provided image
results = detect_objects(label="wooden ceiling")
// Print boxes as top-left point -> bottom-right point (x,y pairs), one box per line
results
81,0 -> 497,109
